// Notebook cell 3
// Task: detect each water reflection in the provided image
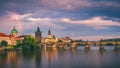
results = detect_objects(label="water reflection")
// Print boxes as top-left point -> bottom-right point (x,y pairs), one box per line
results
22,50 -> 42,68
84,48 -> 91,56
0,51 -> 7,68
70,48 -> 77,54
41,48 -> 58,68
0,46 -> 120,68
0,51 -> 22,68
114,47 -> 120,56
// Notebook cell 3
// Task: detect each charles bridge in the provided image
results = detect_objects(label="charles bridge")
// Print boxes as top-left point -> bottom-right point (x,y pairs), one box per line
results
41,41 -> 120,49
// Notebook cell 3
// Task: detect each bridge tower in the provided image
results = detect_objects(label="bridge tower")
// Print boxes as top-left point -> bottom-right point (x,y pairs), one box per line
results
35,27 -> 42,44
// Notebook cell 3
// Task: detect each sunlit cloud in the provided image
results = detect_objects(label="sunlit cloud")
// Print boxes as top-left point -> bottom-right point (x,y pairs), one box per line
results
0,11 -> 65,35
0,12 -> 23,33
7,11 -> 22,20
26,16 -> 65,29
61,16 -> 120,29
26,17 -> 51,22
21,13 -> 32,18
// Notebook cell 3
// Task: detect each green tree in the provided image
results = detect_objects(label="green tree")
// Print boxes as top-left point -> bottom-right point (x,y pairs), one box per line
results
14,40 -> 22,49
22,35 -> 39,51
1,40 -> 8,46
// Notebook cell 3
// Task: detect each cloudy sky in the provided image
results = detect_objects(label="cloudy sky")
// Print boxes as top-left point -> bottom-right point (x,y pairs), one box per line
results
0,0 -> 120,41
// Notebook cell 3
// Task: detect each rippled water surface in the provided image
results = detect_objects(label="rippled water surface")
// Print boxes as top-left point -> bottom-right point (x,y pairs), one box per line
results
0,46 -> 120,68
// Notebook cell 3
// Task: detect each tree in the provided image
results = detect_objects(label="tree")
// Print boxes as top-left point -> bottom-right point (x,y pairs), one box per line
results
22,35 -> 39,51
14,40 -> 22,49
1,40 -> 8,46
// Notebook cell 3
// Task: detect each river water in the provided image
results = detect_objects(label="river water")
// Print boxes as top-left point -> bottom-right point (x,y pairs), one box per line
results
0,46 -> 120,68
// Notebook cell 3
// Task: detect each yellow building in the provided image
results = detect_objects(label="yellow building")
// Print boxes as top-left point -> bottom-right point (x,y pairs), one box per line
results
0,27 -> 22,45
41,29 -> 58,43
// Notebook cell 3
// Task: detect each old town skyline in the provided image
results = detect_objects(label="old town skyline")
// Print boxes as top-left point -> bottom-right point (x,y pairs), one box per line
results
0,0 -> 120,41
0,26 -> 120,41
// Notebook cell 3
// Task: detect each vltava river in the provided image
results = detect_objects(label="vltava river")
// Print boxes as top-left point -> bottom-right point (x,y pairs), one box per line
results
0,46 -> 120,68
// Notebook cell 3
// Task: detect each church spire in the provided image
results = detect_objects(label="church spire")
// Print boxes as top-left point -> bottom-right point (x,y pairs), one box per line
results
48,29 -> 51,35
37,27 -> 40,32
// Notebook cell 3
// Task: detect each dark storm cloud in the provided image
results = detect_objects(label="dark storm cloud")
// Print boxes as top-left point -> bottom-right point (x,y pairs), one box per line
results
0,0 -> 40,15
0,0 -> 120,19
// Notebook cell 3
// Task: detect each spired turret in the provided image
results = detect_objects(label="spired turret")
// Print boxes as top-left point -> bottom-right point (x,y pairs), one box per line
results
47,29 -> 53,38
48,29 -> 51,35
35,27 -> 42,43
10,27 -> 18,37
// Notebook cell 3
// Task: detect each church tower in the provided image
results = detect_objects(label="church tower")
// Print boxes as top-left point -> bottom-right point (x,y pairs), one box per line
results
35,27 -> 42,43
47,29 -> 53,38
48,29 -> 51,35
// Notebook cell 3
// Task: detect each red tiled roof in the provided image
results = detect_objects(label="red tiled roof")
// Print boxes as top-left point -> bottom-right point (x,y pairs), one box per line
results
0,33 -> 9,37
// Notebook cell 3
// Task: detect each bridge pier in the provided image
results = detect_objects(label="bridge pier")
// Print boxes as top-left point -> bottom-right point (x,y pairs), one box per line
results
84,41 -> 90,50
71,44 -> 77,48
58,43 -> 64,48
99,41 -> 105,50
99,45 -> 104,49
99,44 -> 105,50
84,44 -> 90,50
71,42 -> 77,48
114,42 -> 120,50
84,46 -> 90,55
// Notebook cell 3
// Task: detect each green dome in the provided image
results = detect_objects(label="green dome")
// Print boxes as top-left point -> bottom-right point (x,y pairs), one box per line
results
11,27 -> 18,34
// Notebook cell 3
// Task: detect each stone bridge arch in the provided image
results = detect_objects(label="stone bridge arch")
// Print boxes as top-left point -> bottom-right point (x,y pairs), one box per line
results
104,43 -> 114,46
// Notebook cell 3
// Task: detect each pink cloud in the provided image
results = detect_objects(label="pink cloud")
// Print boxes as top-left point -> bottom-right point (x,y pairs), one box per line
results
0,11 -> 65,35
26,17 -> 65,29
61,16 -> 120,29
0,12 -> 23,34
26,17 -> 50,22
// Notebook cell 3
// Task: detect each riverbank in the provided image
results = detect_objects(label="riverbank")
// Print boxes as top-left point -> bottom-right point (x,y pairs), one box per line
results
0,46 -> 22,51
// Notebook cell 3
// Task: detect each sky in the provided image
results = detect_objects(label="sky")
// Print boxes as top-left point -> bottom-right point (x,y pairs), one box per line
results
0,0 -> 120,41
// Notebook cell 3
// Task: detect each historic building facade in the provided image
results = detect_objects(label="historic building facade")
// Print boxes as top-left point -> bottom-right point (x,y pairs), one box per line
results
43,29 -> 58,43
35,27 -> 58,44
0,27 -> 22,45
